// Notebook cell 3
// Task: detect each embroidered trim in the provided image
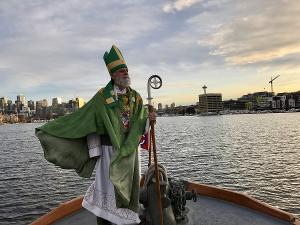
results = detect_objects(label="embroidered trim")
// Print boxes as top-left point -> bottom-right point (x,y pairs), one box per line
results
106,97 -> 115,104
83,182 -> 139,221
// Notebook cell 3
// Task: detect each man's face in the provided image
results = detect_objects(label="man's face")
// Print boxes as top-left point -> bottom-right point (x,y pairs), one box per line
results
111,67 -> 131,89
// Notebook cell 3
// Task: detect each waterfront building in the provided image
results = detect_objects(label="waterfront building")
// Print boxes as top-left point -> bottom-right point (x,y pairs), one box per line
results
271,92 -> 299,110
36,100 -> 43,111
52,97 -> 62,107
17,94 -> 27,106
76,97 -> 85,108
20,106 -> 30,113
292,91 -> 300,108
156,103 -> 164,115
198,93 -> 223,113
42,99 -> 48,107
6,100 -> 13,113
271,95 -> 286,109
35,99 -> 48,118
69,99 -> 76,109
223,99 -> 246,110
0,97 -> 7,112
158,103 -> 162,110
28,100 -> 35,111
15,101 -> 23,112
238,91 -> 273,110
288,98 -> 295,108
234,91 -> 300,110
170,102 -> 175,109
20,106 -> 31,118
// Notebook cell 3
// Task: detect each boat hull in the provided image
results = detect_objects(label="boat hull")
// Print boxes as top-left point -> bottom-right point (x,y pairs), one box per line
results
30,181 -> 300,225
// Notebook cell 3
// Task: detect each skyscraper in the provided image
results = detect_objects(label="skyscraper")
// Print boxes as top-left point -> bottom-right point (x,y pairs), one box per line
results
17,94 -> 26,106
42,99 -> 48,107
52,97 -> 62,107
0,97 -> 7,112
158,103 -> 162,110
75,97 -> 85,108
28,100 -> 35,110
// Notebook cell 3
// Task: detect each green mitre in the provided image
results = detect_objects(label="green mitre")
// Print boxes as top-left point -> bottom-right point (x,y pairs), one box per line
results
103,44 -> 127,74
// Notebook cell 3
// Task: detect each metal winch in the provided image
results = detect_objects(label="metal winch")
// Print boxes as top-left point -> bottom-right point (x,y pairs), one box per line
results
139,164 -> 197,225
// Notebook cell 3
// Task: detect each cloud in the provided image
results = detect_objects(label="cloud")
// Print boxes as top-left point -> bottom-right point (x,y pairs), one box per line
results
197,0 -> 300,65
0,0 -> 163,100
0,0 -> 299,105
163,0 -> 203,13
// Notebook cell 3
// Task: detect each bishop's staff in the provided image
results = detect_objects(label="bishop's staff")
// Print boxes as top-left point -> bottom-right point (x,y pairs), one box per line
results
147,75 -> 163,225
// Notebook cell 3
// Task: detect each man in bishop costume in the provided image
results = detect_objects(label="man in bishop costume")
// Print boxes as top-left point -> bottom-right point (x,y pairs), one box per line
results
36,45 -> 152,225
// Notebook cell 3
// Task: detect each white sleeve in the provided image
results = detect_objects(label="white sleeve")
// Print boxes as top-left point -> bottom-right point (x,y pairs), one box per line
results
145,118 -> 149,133
87,133 -> 101,158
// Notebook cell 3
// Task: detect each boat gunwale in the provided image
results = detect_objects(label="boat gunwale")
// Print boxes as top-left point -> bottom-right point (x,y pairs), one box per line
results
187,182 -> 298,224
29,196 -> 83,225
30,181 -> 299,225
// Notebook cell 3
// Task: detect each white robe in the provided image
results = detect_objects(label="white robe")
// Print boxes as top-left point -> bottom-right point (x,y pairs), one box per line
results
82,134 -> 140,225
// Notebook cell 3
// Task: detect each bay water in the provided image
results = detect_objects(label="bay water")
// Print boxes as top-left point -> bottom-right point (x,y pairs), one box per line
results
0,113 -> 299,224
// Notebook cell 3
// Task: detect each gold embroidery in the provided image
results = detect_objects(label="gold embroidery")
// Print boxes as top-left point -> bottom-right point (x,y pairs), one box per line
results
106,97 -> 114,104
113,45 -> 124,61
136,95 -> 142,103
106,59 -> 126,72
98,88 -> 104,95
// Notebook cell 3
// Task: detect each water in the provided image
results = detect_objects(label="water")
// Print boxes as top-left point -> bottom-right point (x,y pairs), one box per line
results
0,113 -> 299,224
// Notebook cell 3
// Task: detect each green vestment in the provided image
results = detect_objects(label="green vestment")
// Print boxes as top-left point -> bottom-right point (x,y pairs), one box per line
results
35,81 -> 148,212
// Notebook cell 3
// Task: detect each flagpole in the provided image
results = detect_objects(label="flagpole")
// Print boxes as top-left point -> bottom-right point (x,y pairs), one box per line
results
147,75 -> 163,225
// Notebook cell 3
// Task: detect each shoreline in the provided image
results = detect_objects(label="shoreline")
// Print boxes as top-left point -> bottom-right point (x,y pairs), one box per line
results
1,110 -> 299,125
0,121 -> 48,125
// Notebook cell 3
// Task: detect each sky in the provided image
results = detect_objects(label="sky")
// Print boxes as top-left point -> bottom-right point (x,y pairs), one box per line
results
0,0 -> 300,106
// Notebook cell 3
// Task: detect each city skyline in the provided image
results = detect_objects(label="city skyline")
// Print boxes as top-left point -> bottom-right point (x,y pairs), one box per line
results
1,90 -> 299,123
0,87 -> 300,108
1,1 -> 300,105
2,89 -> 300,109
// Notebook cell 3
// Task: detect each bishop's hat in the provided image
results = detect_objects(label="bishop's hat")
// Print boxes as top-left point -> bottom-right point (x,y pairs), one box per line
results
103,45 -> 127,74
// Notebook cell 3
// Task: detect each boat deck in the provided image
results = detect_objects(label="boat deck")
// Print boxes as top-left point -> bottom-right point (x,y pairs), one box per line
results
185,195 -> 292,225
31,181 -> 299,225
52,195 -> 294,225
53,208 -> 96,225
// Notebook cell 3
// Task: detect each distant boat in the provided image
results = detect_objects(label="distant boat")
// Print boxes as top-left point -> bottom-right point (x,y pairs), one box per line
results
30,180 -> 299,225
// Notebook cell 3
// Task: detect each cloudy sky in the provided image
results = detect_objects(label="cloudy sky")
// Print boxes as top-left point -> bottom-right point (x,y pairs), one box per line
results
1,0 -> 300,106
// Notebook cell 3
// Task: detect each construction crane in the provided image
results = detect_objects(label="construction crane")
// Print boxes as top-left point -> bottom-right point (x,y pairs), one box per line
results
269,75 -> 280,93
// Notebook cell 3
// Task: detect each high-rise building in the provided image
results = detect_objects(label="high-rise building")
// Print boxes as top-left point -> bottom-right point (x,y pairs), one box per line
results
52,97 -> 62,107
20,105 -> 30,113
35,99 -> 48,118
36,100 -> 43,111
170,102 -> 175,109
28,100 -> 35,110
42,99 -> 48,107
158,103 -> 162,110
35,99 -> 48,110
17,94 -> 27,106
199,93 -> 223,113
75,97 -> 85,108
0,97 -> 7,112
68,99 -> 77,109
7,100 -> 13,111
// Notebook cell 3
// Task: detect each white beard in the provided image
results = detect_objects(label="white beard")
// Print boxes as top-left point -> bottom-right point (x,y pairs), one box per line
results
114,76 -> 131,88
